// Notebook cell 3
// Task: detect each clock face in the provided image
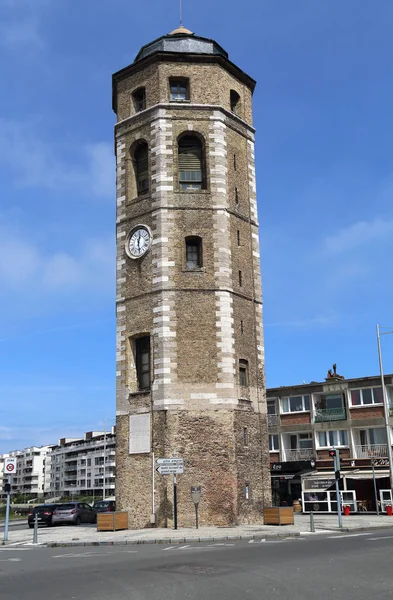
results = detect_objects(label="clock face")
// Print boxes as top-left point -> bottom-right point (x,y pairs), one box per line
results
127,226 -> 151,258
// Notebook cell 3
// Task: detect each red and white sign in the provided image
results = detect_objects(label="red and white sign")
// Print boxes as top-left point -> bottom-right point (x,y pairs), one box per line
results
3,458 -> 16,474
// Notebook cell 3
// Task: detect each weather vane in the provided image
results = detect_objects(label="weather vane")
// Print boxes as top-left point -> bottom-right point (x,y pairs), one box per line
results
179,0 -> 183,26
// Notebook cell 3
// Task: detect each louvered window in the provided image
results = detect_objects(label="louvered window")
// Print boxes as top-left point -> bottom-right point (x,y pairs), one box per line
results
178,135 -> 203,190
134,143 -> 149,195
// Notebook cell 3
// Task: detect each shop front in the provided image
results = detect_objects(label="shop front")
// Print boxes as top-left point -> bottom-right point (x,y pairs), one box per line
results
270,460 -> 316,507
301,458 -> 391,513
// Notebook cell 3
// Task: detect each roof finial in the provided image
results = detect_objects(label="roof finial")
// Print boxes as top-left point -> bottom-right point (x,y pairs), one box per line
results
180,0 -> 183,26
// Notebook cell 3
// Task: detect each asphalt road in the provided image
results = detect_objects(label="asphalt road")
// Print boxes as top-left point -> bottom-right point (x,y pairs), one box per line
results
1,529 -> 393,600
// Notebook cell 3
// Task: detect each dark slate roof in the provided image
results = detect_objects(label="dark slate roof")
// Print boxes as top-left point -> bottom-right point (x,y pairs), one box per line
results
134,30 -> 228,63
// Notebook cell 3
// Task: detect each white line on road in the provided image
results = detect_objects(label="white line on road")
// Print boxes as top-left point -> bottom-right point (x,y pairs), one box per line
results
327,533 -> 372,539
0,558 -> 22,562
367,535 -> 393,541
52,552 -> 112,559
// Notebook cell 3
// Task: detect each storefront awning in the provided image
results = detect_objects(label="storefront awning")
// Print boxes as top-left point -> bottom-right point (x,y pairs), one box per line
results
344,471 -> 389,480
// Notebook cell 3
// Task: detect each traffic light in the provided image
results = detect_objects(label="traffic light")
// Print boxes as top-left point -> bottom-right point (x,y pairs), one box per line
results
4,482 -> 11,493
329,448 -> 337,458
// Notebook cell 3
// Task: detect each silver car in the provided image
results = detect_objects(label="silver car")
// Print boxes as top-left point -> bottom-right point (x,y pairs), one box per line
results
52,502 -> 97,526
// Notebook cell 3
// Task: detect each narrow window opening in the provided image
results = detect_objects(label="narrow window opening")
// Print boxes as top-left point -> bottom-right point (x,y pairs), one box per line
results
230,89 -> 241,114
235,187 -> 239,208
237,230 -> 240,246
185,237 -> 202,269
132,87 -> 146,113
170,78 -> 189,101
239,270 -> 242,287
240,320 -> 244,335
245,482 -> 250,500
234,153 -> 237,171
178,135 -> 204,190
134,336 -> 150,390
133,142 -> 149,195
239,359 -> 249,387
243,427 -> 248,446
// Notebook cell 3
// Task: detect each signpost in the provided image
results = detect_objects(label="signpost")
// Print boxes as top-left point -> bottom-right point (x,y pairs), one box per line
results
156,458 -> 184,530
191,486 -> 202,529
3,458 -> 16,542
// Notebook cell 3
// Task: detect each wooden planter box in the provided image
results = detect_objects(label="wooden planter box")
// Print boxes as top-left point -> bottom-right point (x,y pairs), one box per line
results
97,511 -> 128,532
263,507 -> 294,526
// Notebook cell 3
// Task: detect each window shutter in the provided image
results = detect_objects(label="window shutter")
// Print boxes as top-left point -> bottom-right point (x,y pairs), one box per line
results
178,139 -> 202,171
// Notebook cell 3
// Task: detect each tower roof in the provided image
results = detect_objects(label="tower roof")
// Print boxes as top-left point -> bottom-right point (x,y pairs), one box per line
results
134,28 -> 228,63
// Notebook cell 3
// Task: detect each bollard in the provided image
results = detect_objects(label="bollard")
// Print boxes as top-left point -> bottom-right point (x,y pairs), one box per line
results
310,511 -> 315,532
33,513 -> 38,544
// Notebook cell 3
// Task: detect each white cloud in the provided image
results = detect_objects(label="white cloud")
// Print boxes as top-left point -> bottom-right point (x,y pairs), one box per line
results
0,224 -> 114,296
0,119 -> 115,199
324,218 -> 393,255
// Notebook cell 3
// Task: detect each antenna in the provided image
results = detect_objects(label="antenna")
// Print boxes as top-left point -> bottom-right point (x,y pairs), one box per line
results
179,0 -> 183,26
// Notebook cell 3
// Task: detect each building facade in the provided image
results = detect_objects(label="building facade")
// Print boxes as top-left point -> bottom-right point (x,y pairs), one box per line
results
267,369 -> 393,512
50,429 -> 116,498
114,26 -> 271,528
4,446 -> 53,498
0,453 -> 10,498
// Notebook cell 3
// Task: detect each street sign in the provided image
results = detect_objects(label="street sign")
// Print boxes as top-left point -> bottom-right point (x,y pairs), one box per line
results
3,458 -> 16,474
156,458 -> 184,466
156,464 -> 184,475
191,486 -> 202,504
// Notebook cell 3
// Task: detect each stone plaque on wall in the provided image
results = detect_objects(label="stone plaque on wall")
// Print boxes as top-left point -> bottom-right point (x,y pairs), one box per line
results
129,413 -> 151,454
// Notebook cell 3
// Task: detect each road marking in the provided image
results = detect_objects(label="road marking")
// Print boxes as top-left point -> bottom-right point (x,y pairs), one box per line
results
177,545 -> 190,549
162,546 -> 177,551
367,535 -> 393,541
328,533 -> 372,539
52,552 -> 112,559
0,558 -> 22,562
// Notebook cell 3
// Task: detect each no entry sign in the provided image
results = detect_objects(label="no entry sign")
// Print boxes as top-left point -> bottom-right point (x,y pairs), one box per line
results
3,458 -> 16,474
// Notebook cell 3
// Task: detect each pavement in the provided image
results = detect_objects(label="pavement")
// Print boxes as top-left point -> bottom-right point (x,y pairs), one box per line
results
1,528 -> 393,600
2,512 -> 393,547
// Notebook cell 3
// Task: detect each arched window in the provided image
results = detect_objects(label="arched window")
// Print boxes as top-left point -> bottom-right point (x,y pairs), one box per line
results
230,89 -> 241,114
133,142 -> 149,195
178,135 -> 205,190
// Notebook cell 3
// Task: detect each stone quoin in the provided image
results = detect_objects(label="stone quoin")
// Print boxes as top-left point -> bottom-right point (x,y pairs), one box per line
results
113,26 -> 271,528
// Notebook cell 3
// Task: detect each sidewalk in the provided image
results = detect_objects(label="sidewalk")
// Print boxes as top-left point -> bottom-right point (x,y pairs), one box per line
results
3,513 -> 393,547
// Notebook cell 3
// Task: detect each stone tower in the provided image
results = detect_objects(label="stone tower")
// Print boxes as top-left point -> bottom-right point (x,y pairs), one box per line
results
113,26 -> 271,528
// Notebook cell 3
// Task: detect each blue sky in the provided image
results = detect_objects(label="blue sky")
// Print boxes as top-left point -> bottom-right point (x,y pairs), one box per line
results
1,0 -> 392,452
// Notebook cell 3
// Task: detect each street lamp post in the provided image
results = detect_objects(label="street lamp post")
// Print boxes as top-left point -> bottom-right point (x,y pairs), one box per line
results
376,324 -> 393,504
103,418 -> 107,502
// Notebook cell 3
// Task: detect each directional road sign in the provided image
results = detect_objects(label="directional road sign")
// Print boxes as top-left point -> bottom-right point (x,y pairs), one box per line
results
3,458 -> 16,474
156,464 -> 184,475
156,458 -> 184,466
156,457 -> 184,475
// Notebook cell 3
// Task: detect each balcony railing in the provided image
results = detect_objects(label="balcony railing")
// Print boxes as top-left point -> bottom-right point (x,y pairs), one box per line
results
284,448 -> 315,462
354,444 -> 388,459
314,407 -> 346,422
268,414 -> 279,427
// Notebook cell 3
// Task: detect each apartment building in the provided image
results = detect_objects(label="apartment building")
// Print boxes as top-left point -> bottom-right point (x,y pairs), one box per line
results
267,367 -> 393,513
0,453 -> 10,497
4,446 -> 53,497
50,428 -> 116,498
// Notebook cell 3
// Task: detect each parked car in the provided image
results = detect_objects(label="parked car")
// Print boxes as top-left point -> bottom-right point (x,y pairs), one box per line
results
27,504 -> 59,528
52,502 -> 97,526
93,500 -> 116,513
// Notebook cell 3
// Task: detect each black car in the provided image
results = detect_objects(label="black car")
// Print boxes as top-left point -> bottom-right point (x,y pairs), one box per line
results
27,504 -> 59,528
93,500 -> 116,513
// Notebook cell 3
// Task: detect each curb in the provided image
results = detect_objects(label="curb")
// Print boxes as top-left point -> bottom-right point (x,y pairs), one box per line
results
47,532 -> 301,548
